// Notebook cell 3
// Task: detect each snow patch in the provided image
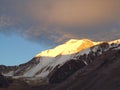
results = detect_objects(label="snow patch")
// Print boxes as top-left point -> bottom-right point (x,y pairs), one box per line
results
3,71 -> 14,76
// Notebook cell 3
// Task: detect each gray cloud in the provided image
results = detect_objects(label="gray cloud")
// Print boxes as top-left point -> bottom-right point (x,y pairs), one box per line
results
0,0 -> 120,44
26,0 -> 120,26
0,16 -> 13,27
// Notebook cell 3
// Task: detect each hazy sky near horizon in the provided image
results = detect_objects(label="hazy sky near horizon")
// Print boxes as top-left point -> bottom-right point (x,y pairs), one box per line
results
0,0 -> 120,65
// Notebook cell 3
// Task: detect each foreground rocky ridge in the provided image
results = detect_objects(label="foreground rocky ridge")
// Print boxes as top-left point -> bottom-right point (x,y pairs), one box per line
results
0,39 -> 120,90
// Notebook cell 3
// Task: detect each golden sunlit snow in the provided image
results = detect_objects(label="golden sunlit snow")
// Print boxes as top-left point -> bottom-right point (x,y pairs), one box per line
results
35,39 -> 101,57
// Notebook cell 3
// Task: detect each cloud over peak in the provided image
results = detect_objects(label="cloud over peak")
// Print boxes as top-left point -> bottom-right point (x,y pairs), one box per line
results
0,0 -> 120,44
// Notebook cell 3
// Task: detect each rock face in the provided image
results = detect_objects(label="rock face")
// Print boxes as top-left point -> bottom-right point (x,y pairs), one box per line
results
0,73 -> 13,88
49,59 -> 86,83
0,73 -> 8,87
52,49 -> 120,90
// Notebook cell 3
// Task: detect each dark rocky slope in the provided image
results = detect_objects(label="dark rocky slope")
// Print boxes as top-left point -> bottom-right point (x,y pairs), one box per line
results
0,75 -> 30,90
49,43 -> 119,84
0,73 -> 13,88
52,49 -> 120,90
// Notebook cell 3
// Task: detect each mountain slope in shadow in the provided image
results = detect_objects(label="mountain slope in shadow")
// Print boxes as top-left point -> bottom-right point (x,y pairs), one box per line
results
52,49 -> 120,90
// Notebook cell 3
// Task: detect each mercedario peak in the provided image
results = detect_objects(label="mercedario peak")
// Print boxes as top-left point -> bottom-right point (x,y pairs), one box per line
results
35,39 -> 101,58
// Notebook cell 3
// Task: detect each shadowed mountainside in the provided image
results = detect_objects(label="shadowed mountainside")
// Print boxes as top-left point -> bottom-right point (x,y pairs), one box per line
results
52,49 -> 120,90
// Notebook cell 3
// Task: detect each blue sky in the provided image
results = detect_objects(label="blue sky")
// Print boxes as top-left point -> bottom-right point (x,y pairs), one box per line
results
0,0 -> 120,66
0,34 -> 53,66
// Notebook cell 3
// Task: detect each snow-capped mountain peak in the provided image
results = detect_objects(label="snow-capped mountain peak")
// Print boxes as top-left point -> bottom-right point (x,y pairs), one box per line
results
1,38 -> 120,85
35,39 -> 99,58
109,39 -> 120,44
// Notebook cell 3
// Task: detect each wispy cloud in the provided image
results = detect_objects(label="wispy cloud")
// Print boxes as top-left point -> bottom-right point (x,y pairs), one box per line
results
0,16 -> 14,27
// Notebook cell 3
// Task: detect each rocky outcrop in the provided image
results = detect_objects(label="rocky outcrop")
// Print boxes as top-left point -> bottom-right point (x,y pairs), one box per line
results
0,73 -> 13,88
49,59 -> 86,83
